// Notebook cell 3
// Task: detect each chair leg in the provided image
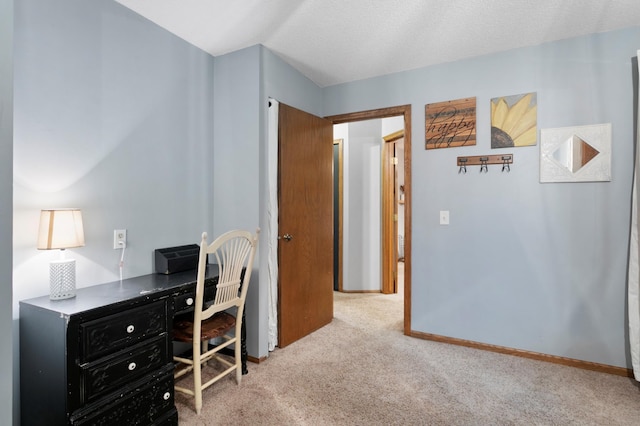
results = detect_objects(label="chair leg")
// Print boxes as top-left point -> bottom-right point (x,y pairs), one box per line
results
235,330 -> 242,384
194,343 -> 203,415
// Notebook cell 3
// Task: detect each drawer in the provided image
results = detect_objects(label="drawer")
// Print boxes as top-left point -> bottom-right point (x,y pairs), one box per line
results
81,334 -> 169,404
174,291 -> 197,312
174,278 -> 216,314
80,300 -> 168,362
71,367 -> 175,426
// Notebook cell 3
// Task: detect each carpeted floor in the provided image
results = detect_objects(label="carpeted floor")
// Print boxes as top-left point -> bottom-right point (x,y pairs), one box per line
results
175,279 -> 640,425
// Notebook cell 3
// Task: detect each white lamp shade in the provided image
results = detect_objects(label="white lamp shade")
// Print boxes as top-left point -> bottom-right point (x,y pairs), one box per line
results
37,209 -> 85,250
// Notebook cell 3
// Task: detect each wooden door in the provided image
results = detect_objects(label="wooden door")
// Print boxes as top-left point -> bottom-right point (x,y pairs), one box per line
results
278,103 -> 334,348
381,139 -> 398,294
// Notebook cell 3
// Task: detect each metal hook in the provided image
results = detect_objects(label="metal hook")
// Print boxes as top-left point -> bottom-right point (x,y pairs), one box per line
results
479,157 -> 488,173
502,156 -> 511,172
458,158 -> 467,174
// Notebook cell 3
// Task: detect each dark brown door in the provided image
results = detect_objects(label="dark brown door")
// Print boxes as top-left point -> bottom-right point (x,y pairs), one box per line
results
278,103 -> 334,348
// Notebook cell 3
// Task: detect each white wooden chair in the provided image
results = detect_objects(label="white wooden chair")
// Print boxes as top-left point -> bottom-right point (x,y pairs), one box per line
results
173,228 -> 259,414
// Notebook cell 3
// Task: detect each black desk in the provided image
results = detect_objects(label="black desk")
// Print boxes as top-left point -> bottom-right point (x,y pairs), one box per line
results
20,266 -> 246,425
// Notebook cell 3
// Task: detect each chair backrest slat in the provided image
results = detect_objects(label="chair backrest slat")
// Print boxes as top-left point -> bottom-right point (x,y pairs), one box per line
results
194,229 -> 259,325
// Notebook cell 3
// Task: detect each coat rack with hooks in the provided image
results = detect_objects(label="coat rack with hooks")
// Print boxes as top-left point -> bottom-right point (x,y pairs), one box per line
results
457,154 -> 513,173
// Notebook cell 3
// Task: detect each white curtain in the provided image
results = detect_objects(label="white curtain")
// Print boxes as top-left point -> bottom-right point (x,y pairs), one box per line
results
628,50 -> 640,380
267,99 -> 279,351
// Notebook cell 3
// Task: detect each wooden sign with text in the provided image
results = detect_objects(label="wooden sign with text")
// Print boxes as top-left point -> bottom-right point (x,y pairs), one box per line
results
425,97 -> 476,149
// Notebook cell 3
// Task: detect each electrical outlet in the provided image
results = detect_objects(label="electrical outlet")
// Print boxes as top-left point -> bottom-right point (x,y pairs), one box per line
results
440,211 -> 450,225
113,229 -> 127,249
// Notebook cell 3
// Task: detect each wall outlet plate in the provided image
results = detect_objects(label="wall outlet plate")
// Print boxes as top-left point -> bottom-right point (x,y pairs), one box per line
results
440,211 -> 450,225
114,229 -> 127,249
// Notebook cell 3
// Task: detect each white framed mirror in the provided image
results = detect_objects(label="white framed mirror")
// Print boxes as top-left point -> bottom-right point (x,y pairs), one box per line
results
540,123 -> 611,183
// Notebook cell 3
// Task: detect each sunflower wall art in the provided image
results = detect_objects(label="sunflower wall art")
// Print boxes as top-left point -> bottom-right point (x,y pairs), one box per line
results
490,92 -> 537,148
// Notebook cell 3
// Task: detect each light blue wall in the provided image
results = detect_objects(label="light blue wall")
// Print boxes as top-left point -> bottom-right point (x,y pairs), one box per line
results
261,47 -> 324,117
212,46 -> 261,235
12,0 -> 215,422
324,26 -> 640,368
0,0 -> 13,423
212,46 -> 262,357
14,0 -> 215,298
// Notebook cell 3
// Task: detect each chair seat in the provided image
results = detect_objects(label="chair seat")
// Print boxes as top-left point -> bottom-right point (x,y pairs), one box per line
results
173,311 -> 236,342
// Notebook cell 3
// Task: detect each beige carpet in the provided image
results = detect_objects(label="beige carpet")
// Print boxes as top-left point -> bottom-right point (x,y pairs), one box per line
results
175,280 -> 640,425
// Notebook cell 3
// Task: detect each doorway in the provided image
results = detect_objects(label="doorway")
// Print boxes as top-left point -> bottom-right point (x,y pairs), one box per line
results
326,105 -> 412,336
382,129 -> 404,295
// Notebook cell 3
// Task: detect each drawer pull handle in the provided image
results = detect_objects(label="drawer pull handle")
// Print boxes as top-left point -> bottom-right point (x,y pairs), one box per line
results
128,362 -> 137,371
163,392 -> 171,401
186,297 -> 194,306
126,325 -> 135,334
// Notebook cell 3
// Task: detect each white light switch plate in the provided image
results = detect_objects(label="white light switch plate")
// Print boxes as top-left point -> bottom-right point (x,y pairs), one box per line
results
440,210 -> 450,225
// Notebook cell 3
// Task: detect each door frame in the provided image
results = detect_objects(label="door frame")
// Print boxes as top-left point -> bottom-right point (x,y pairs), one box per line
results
333,139 -> 344,292
326,105 -> 412,336
382,129 -> 403,294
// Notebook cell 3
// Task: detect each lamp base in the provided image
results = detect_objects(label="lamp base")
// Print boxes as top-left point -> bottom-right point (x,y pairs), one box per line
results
50,259 -> 76,300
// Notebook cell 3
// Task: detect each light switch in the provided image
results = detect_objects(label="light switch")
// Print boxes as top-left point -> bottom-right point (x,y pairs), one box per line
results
440,210 -> 450,225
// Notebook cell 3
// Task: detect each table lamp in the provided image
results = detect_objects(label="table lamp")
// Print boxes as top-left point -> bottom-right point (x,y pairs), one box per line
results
37,209 -> 85,300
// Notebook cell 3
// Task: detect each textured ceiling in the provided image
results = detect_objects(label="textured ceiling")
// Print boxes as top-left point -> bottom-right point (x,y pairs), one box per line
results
115,0 -> 640,87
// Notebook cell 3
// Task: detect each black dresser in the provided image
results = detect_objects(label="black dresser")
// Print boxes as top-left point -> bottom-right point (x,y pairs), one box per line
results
19,267 -> 234,426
